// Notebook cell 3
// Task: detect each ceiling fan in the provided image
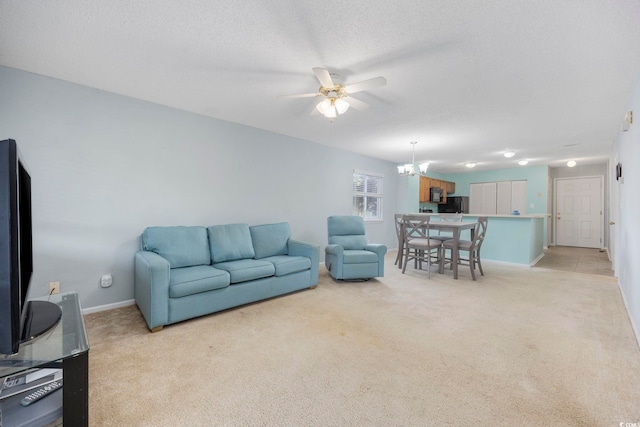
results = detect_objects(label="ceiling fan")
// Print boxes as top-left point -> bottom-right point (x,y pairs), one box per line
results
278,68 -> 387,121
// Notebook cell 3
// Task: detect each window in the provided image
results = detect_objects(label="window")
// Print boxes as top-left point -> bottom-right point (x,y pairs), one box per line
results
353,171 -> 383,221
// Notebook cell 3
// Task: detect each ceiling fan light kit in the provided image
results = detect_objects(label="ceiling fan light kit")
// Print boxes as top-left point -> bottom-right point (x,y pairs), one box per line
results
316,97 -> 349,118
279,67 -> 386,122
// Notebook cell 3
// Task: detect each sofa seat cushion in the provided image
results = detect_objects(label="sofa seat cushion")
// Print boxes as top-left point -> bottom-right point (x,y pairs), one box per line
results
169,266 -> 230,298
262,255 -> 311,277
213,259 -> 275,284
343,250 -> 379,264
142,226 -> 210,268
208,224 -> 255,263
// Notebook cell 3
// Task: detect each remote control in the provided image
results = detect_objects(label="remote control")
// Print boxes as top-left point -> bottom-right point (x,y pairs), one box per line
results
20,379 -> 63,406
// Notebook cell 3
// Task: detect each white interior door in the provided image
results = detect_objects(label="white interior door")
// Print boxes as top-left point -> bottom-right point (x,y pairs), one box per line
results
555,177 -> 603,248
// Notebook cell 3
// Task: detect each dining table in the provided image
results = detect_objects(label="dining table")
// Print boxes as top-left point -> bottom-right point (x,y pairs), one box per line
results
398,216 -> 477,280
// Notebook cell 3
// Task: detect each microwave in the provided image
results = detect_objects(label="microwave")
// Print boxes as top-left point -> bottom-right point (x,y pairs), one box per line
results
430,187 -> 444,203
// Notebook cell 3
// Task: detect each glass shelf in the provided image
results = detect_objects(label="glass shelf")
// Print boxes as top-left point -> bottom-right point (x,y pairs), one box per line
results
0,291 -> 89,378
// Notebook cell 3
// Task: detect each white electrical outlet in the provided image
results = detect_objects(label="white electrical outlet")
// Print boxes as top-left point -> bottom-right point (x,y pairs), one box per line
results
49,282 -> 60,294
100,274 -> 113,288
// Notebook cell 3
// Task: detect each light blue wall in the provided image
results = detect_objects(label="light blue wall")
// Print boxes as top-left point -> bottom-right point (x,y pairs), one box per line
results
462,215 -> 544,265
0,66 -> 399,309
443,165 -> 549,215
399,166 -> 550,247
406,167 -> 549,215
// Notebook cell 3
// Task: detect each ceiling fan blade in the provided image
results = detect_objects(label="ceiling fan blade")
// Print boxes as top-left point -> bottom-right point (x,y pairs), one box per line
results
312,67 -> 335,89
278,92 -> 322,99
344,96 -> 369,111
343,76 -> 387,94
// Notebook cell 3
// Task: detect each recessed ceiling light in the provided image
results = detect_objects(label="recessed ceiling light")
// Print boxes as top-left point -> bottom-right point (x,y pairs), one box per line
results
567,160 -> 577,167
517,160 -> 528,166
465,162 -> 476,168
504,151 -> 515,158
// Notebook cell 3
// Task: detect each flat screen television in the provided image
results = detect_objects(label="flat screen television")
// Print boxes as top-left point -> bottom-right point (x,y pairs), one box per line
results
0,139 -> 61,355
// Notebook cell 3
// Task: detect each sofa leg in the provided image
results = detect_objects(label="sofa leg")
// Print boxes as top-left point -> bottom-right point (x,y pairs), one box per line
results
150,326 -> 164,333
310,285 -> 318,289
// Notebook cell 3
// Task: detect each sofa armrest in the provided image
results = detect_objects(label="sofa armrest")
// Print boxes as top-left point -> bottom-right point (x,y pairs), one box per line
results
366,243 -> 387,277
324,244 -> 344,278
135,251 -> 171,330
365,243 -> 387,258
288,239 -> 320,286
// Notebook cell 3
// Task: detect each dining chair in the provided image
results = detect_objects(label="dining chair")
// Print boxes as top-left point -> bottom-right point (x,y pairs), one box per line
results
401,214 -> 443,278
442,216 -> 488,280
394,213 -> 404,266
430,213 -> 463,242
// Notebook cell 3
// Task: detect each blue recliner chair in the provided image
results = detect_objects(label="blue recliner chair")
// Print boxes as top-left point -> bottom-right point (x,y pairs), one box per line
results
325,215 -> 387,280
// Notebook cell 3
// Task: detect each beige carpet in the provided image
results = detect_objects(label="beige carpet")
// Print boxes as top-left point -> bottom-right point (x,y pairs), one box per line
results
85,253 -> 640,426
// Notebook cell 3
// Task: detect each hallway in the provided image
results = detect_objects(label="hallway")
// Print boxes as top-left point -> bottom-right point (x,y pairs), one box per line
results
534,246 -> 614,277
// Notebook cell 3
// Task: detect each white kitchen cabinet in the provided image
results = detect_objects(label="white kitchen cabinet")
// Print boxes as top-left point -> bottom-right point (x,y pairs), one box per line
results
510,180 -> 527,214
470,180 -> 527,214
496,181 -> 512,214
470,182 -> 497,214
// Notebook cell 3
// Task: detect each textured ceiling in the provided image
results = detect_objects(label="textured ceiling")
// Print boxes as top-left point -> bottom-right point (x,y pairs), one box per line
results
2,1 -> 640,173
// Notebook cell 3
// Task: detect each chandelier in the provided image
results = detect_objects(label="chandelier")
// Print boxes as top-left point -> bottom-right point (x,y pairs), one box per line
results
397,141 -> 429,176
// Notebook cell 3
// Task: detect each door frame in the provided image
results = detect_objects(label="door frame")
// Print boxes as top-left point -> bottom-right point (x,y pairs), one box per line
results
553,175 -> 605,249
609,158 -> 619,275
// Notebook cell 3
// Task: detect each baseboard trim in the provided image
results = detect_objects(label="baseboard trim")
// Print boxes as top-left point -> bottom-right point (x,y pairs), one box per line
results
617,280 -> 640,350
481,259 -> 535,269
529,252 -> 545,267
83,299 -> 135,315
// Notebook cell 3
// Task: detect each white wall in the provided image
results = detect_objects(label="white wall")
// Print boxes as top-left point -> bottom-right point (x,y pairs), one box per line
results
0,66 -> 399,309
613,72 -> 640,344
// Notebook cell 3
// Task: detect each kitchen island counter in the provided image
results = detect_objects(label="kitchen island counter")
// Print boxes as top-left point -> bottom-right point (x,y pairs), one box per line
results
415,213 -> 546,265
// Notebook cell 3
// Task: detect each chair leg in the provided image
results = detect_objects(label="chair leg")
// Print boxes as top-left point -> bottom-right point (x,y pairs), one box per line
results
402,248 -> 410,274
476,251 -> 484,276
470,256 -> 477,281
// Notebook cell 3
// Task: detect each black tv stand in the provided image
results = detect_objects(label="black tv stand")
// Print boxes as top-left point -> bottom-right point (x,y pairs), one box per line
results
21,300 -> 62,343
0,292 -> 89,426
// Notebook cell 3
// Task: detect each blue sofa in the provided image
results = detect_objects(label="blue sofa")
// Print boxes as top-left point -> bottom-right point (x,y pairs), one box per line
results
134,222 -> 319,331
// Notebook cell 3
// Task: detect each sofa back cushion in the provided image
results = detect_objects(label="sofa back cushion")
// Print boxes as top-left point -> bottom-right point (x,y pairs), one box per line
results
250,222 -> 290,259
327,216 -> 367,250
142,226 -> 210,268
207,223 -> 255,263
